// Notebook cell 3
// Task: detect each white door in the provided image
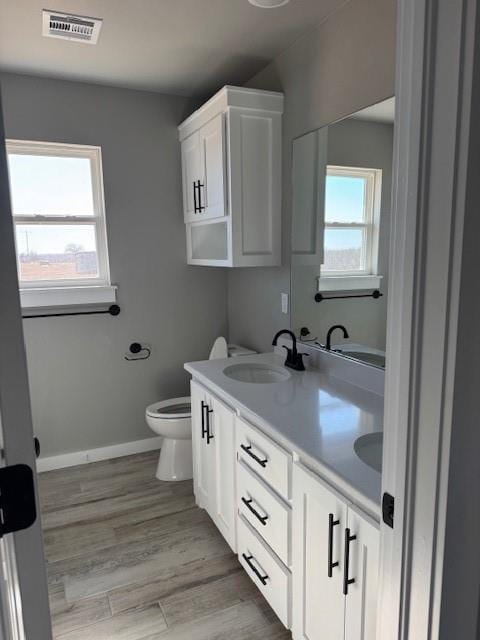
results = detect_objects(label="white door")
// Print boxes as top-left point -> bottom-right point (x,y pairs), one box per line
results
199,114 -> 226,220
181,131 -> 202,222
344,506 -> 379,640
0,94 -> 52,637
292,463 -> 347,640
210,394 -> 236,551
190,381 -> 215,514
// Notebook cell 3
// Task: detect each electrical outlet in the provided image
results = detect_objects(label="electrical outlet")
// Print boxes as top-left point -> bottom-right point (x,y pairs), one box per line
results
281,293 -> 289,314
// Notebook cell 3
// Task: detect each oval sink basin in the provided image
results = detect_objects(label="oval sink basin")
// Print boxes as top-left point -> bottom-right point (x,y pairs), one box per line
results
223,362 -> 291,384
354,432 -> 383,473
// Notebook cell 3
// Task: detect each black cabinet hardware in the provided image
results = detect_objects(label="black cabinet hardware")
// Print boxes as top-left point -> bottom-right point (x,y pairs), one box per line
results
201,401 -> 207,439
240,444 -> 268,468
328,513 -> 340,577
197,180 -> 205,212
382,492 -> 394,528
34,437 -> 40,459
241,497 -> 269,526
205,405 -> 214,445
193,181 -> 198,213
242,553 -> 269,585
0,464 -> 37,537
343,527 -> 357,595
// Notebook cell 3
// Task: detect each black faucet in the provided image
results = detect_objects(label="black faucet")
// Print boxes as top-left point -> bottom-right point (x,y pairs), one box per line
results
272,329 -> 308,371
325,325 -> 350,350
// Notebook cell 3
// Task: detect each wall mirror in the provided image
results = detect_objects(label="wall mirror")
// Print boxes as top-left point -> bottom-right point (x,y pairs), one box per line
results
290,97 -> 395,369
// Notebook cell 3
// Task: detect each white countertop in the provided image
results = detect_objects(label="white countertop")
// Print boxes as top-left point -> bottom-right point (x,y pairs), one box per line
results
184,352 -> 383,518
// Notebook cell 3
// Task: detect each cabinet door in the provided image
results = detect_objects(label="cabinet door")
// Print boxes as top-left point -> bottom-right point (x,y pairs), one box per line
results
190,381 -> 215,515
292,462 -> 347,640
344,506 -> 379,640
199,113 -> 226,220
181,131 -> 202,222
210,393 -> 236,551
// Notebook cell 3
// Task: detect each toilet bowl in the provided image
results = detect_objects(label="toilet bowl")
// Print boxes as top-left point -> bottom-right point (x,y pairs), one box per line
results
146,338 -> 256,482
146,397 -> 192,481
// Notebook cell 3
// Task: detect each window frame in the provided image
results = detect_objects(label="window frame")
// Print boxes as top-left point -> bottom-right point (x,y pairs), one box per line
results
320,165 -> 383,279
6,139 -> 111,291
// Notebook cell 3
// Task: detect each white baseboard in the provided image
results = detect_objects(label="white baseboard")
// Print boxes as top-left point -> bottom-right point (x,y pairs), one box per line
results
36,436 -> 162,473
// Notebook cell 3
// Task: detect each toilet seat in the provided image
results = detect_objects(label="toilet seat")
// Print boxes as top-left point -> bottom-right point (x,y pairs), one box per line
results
146,396 -> 191,420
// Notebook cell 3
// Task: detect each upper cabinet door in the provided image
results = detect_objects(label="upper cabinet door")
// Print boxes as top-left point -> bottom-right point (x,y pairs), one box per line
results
292,462 -> 347,640
181,131 -> 203,223
344,506 -> 380,640
199,114 -> 227,221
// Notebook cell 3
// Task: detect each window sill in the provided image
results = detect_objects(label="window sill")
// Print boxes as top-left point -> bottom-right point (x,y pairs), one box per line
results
20,285 -> 117,310
317,275 -> 383,292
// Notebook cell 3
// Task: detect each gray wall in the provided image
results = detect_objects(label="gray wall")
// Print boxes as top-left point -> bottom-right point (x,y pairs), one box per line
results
0,73 -> 228,457
227,0 -> 397,352
291,118 -> 394,351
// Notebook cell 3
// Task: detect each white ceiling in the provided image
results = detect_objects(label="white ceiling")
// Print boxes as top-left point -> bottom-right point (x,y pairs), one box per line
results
0,0 -> 346,98
351,97 -> 395,124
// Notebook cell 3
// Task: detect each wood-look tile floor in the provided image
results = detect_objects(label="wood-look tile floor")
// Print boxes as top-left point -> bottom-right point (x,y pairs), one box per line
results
38,451 -> 292,639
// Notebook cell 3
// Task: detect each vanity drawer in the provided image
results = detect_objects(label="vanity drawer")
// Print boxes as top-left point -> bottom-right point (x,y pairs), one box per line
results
236,416 -> 291,501
237,460 -> 290,566
238,515 -> 291,629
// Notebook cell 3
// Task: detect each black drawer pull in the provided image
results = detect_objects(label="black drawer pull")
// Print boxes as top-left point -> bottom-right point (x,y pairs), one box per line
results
242,553 -> 269,585
328,513 -> 340,577
200,401 -> 207,439
343,527 -> 357,595
241,497 -> 268,526
240,444 -> 267,468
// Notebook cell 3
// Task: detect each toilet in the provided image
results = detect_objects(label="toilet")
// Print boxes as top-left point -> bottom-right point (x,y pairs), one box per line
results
146,337 -> 254,482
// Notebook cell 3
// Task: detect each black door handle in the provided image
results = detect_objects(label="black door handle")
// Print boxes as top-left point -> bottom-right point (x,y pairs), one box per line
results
328,513 -> 340,577
242,553 -> 269,586
343,527 -> 357,595
193,181 -> 198,213
240,444 -> 267,468
241,497 -> 268,526
205,406 -> 214,444
201,401 -> 207,439
197,180 -> 205,212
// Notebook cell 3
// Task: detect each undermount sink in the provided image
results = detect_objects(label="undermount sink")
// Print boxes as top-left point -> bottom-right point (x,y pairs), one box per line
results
354,432 -> 383,473
223,362 -> 291,384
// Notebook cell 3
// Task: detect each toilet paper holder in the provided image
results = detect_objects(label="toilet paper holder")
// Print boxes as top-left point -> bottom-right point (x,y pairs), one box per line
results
125,342 -> 151,361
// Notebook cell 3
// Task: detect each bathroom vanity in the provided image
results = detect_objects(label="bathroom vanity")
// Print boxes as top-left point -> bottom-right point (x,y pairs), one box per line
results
184,350 -> 383,639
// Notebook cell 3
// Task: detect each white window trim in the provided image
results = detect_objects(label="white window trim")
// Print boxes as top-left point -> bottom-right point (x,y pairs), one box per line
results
319,165 -> 383,291
6,139 -> 115,308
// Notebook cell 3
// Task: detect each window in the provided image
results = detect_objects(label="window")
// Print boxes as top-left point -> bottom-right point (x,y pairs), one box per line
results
320,165 -> 382,289
6,140 -> 115,308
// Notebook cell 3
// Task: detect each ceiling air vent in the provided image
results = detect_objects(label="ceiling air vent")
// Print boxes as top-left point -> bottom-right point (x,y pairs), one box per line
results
42,10 -> 103,44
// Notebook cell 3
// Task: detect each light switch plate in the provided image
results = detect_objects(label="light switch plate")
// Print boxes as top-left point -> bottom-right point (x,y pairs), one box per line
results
281,293 -> 289,314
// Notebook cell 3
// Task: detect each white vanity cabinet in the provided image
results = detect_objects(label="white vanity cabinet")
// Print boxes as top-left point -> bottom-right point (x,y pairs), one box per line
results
292,462 -> 379,640
190,380 -> 236,552
189,378 -> 379,637
178,86 -> 283,267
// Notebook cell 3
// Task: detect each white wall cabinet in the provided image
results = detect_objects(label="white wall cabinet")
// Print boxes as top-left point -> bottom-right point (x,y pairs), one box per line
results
191,380 -> 236,551
292,462 -> 379,640
179,86 -> 283,267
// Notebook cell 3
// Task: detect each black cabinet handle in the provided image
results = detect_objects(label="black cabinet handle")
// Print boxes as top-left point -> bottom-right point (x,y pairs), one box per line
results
201,401 -> 207,439
206,406 -> 214,445
193,181 -> 198,213
328,513 -> 340,577
197,180 -> 205,212
241,497 -> 268,526
242,553 -> 269,586
343,527 -> 357,595
240,444 -> 267,468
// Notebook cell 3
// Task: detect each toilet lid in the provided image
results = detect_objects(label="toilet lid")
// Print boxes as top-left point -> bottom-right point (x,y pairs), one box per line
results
146,396 -> 191,419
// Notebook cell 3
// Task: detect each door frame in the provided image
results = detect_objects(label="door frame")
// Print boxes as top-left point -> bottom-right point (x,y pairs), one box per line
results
378,0 -> 480,637
0,90 -> 52,638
